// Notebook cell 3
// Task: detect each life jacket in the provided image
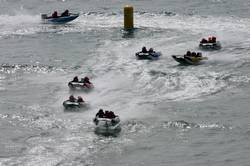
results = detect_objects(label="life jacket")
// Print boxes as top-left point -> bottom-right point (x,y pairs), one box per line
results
73,77 -> 79,82
109,112 -> 116,119
69,96 -> 76,102
211,36 -> 216,43
201,38 -> 207,43
142,47 -> 147,53
77,97 -> 84,102
52,11 -> 58,18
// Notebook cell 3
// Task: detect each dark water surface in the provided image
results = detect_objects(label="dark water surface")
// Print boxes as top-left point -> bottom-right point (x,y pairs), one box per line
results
0,0 -> 250,165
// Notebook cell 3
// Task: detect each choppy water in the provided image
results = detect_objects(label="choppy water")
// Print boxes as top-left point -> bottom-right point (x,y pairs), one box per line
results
0,0 -> 250,165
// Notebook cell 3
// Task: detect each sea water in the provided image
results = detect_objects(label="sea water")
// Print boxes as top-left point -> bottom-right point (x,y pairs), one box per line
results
0,0 -> 250,165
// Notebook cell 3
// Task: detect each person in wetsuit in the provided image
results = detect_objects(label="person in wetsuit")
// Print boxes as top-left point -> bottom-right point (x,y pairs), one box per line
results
61,9 -> 69,17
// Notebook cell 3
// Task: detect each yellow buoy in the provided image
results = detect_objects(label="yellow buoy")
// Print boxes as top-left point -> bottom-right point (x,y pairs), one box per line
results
124,5 -> 134,30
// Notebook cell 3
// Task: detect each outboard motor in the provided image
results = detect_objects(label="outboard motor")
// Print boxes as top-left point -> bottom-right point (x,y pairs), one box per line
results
41,14 -> 47,19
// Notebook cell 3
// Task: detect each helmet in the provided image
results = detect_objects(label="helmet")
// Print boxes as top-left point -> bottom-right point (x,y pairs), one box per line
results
186,51 -> 191,56
142,46 -> 147,51
191,52 -> 196,56
197,52 -> 202,57
212,36 -> 216,42
69,95 -> 75,100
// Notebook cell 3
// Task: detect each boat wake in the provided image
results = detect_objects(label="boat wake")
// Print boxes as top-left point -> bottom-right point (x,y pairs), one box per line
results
0,64 -> 62,74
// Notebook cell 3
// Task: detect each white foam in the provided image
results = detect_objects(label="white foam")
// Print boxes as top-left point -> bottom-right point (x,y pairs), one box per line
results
0,14 -> 40,37
0,13 -> 249,40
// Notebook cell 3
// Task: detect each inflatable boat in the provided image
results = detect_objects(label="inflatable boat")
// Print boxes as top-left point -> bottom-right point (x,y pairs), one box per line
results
172,55 -> 208,65
63,100 -> 85,109
41,13 -> 79,24
199,41 -> 221,50
135,51 -> 162,60
68,81 -> 93,90
93,117 -> 121,135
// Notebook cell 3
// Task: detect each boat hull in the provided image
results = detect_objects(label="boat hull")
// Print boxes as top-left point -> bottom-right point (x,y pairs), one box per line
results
93,117 -> 121,135
63,100 -> 84,109
172,55 -> 207,65
199,41 -> 221,50
135,52 -> 162,60
68,81 -> 93,90
42,13 -> 79,24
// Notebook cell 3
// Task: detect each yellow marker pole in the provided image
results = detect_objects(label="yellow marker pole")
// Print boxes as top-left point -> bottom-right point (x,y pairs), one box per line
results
124,5 -> 134,30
